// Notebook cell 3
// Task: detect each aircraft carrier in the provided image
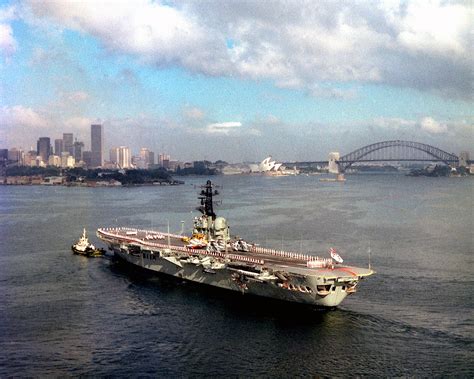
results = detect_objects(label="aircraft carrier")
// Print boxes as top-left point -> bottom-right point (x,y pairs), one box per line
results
97,180 -> 374,307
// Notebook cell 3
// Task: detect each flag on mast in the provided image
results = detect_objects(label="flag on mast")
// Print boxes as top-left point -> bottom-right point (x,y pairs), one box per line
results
329,247 -> 343,263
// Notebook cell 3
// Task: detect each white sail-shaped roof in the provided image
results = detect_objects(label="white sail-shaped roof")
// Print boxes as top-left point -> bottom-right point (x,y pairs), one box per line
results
258,156 -> 283,172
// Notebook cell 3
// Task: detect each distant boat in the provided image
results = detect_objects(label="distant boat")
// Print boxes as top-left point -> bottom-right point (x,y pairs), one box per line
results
320,174 -> 346,182
71,228 -> 105,257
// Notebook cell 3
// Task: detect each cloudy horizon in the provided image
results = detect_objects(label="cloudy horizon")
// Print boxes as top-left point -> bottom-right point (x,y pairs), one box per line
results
0,0 -> 472,162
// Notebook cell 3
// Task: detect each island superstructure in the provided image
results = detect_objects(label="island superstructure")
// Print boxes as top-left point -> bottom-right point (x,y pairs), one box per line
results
97,180 -> 374,307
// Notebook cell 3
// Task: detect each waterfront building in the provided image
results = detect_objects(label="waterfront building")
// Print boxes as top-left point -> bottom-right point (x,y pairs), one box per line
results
34,156 -> 46,167
48,155 -> 61,167
61,152 -> 75,168
36,137 -> 51,163
132,155 -> 145,169
67,155 -> 75,168
91,124 -> 103,167
63,133 -> 74,156
250,156 -> 294,176
42,176 -> 64,185
8,148 -> 24,165
167,160 -> 179,171
23,151 -> 37,166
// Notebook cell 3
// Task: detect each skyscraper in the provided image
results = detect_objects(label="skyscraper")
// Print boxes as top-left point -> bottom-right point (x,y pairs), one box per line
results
159,153 -> 170,169
82,151 -> 92,168
63,133 -> 74,155
109,147 -> 119,166
110,146 -> 131,168
8,148 -> 24,165
139,148 -> 154,169
36,137 -> 51,163
91,124 -> 103,167
54,139 -> 63,155
0,149 -> 8,162
73,140 -> 84,162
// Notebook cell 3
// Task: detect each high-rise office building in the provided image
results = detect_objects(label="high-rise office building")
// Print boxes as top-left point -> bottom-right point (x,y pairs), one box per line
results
109,147 -> 119,166
8,148 -> 24,165
110,146 -> 131,168
120,147 -> 131,168
0,149 -> 8,162
73,140 -> 84,162
139,148 -> 154,169
54,139 -> 63,155
37,137 -> 51,163
63,133 -> 74,156
91,124 -> 103,167
82,151 -> 92,168
159,153 -> 171,169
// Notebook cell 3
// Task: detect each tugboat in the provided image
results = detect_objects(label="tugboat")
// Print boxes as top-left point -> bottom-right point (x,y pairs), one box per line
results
72,228 -> 105,257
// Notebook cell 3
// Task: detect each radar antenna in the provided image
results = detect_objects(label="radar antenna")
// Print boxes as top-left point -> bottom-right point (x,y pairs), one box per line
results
197,180 -> 219,220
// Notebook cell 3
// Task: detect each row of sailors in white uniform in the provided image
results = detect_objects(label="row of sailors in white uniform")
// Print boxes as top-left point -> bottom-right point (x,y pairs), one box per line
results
144,234 -> 165,240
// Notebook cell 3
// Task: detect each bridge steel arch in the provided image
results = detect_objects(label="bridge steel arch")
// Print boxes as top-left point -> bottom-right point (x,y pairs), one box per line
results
337,140 -> 459,172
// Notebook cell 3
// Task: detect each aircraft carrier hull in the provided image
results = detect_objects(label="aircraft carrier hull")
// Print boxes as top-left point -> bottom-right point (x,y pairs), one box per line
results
98,227 -> 373,308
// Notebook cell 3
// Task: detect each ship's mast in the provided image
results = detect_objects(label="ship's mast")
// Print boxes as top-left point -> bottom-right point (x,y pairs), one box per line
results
197,180 -> 218,220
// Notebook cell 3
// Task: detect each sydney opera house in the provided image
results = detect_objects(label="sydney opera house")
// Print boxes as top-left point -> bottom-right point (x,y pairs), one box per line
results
249,156 -> 298,175
258,156 -> 283,172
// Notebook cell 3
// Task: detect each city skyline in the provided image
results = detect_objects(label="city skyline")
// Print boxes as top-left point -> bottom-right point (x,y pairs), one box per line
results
0,1 -> 472,162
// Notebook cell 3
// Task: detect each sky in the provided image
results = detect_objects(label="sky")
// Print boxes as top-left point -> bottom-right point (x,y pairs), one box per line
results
0,0 -> 472,162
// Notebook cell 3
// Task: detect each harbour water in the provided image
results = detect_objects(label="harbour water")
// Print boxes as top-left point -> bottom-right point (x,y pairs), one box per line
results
0,174 -> 472,376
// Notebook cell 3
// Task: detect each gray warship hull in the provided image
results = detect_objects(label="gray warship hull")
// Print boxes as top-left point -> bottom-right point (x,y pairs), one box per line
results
97,227 -> 374,307
97,181 -> 373,307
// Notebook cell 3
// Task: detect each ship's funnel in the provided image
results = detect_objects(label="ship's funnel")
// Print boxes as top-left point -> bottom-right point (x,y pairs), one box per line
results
328,152 -> 340,174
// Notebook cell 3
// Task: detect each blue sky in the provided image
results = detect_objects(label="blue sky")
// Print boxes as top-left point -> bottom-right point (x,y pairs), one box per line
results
0,0 -> 472,162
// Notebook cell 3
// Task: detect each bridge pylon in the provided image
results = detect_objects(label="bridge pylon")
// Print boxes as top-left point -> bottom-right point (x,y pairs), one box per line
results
328,152 -> 340,174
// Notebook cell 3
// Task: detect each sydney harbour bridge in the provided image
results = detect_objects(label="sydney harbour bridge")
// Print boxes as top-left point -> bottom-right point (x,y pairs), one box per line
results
291,140 -> 468,173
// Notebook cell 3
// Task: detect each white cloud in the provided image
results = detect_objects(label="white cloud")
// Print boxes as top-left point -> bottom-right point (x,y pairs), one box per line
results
0,4 -> 18,22
0,105 -> 50,147
183,107 -> 205,121
26,0 -> 229,76
370,116 -> 453,136
22,0 -> 472,98
0,4 -> 18,57
206,121 -> 242,134
420,117 -> 447,134
373,117 -> 417,130
0,23 -> 16,55
65,116 -> 92,130
396,2 -> 469,57
59,91 -> 89,104
307,85 -> 358,100
1,105 -> 49,129
0,105 -> 95,149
